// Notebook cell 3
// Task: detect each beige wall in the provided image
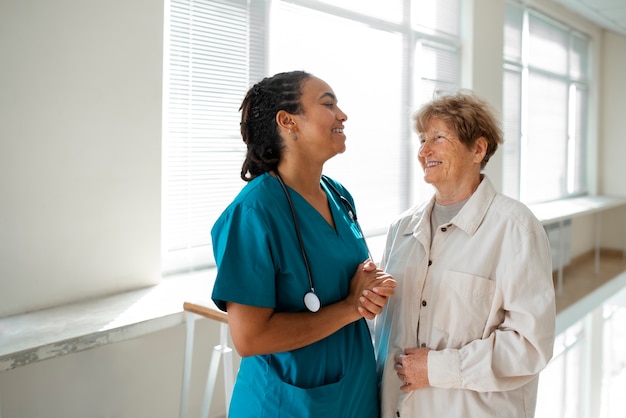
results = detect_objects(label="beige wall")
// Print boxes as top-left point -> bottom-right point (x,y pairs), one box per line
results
600,31 -> 626,196
599,32 -> 626,249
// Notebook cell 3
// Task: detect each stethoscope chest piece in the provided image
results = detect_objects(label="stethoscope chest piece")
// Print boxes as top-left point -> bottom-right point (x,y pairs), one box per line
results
303,290 -> 321,313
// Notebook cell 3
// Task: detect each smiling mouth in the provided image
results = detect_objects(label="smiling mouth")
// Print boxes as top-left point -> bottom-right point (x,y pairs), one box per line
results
426,161 -> 441,167
332,128 -> 344,134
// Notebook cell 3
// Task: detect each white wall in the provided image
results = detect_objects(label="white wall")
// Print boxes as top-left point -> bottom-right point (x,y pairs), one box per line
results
461,0 -> 505,191
0,0 -> 163,318
0,320 -> 236,418
0,1 -> 625,417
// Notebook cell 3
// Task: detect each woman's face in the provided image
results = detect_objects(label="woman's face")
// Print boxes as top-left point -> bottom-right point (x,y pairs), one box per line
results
417,117 -> 484,192
291,77 -> 348,162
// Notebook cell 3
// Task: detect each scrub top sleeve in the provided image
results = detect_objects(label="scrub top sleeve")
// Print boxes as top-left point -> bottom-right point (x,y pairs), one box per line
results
211,203 -> 277,312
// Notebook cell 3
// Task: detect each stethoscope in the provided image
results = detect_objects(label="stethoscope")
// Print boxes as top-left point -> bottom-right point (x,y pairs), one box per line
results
275,172 -> 372,312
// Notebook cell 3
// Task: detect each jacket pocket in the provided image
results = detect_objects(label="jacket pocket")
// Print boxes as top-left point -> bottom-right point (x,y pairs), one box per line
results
431,270 -> 495,347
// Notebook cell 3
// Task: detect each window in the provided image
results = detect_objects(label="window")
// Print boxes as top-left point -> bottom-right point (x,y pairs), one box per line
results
503,0 -> 589,204
163,0 -> 460,273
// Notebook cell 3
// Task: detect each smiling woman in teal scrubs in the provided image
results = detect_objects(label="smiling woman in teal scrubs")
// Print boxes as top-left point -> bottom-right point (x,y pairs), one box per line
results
211,71 -> 396,417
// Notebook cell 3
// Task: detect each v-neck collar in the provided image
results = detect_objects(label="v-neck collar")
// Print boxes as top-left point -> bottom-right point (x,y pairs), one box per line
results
274,174 -> 339,233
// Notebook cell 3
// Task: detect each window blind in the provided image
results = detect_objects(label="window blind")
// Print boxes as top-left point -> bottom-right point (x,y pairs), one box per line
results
164,0 -> 254,273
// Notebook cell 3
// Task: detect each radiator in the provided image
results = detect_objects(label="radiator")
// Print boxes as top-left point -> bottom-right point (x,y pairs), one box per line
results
544,219 -> 572,271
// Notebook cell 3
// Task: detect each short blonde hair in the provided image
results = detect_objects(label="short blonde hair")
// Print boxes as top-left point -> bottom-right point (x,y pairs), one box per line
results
414,90 -> 503,169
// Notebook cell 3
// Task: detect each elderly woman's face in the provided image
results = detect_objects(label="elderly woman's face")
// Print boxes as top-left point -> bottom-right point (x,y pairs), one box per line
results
417,117 -> 483,190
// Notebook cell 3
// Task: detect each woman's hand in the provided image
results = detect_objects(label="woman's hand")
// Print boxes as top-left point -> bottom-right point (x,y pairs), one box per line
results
394,347 -> 430,391
348,259 -> 396,319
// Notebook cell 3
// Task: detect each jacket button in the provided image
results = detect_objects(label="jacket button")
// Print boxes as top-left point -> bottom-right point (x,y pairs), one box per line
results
422,300 -> 427,307
441,227 -> 447,232
396,412 -> 400,417
428,260 -> 432,266
421,343 -> 426,347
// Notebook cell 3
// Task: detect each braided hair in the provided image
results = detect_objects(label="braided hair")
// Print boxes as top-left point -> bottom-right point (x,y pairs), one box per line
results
239,71 -> 312,181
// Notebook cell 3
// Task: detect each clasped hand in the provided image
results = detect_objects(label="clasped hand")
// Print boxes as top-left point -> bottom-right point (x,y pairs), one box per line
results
350,259 -> 396,320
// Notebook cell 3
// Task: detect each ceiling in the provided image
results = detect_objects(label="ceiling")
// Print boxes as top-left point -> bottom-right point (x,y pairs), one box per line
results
554,0 -> 626,37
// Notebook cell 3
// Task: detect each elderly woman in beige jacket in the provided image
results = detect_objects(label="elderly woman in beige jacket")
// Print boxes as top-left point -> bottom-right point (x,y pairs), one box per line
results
375,90 -> 556,418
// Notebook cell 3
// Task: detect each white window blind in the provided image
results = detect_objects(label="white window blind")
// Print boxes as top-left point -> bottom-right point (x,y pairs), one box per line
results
164,0 -> 459,272
164,0 -> 258,273
412,0 -> 459,39
314,0 -> 404,23
502,0 -> 589,204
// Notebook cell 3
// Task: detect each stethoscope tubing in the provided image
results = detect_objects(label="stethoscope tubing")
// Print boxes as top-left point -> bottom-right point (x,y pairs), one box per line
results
274,171 -> 371,312
274,172 -> 315,292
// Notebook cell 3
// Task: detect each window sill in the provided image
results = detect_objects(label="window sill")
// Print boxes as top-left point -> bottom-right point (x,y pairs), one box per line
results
0,268 -> 217,373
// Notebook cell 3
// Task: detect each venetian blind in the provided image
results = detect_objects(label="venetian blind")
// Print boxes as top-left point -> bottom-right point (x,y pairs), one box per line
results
164,0 -> 257,273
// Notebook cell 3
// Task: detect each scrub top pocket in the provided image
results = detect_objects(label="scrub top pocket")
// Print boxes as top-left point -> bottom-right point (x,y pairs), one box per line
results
259,373 -> 346,418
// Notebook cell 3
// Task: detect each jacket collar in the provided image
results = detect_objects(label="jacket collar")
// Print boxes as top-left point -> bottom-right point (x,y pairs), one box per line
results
402,175 -> 497,237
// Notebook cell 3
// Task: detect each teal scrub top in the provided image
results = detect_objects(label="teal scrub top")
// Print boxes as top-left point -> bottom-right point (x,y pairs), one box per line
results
212,173 -> 379,418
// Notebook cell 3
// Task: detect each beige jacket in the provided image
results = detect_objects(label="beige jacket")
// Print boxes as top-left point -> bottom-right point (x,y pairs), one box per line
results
375,176 -> 556,418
